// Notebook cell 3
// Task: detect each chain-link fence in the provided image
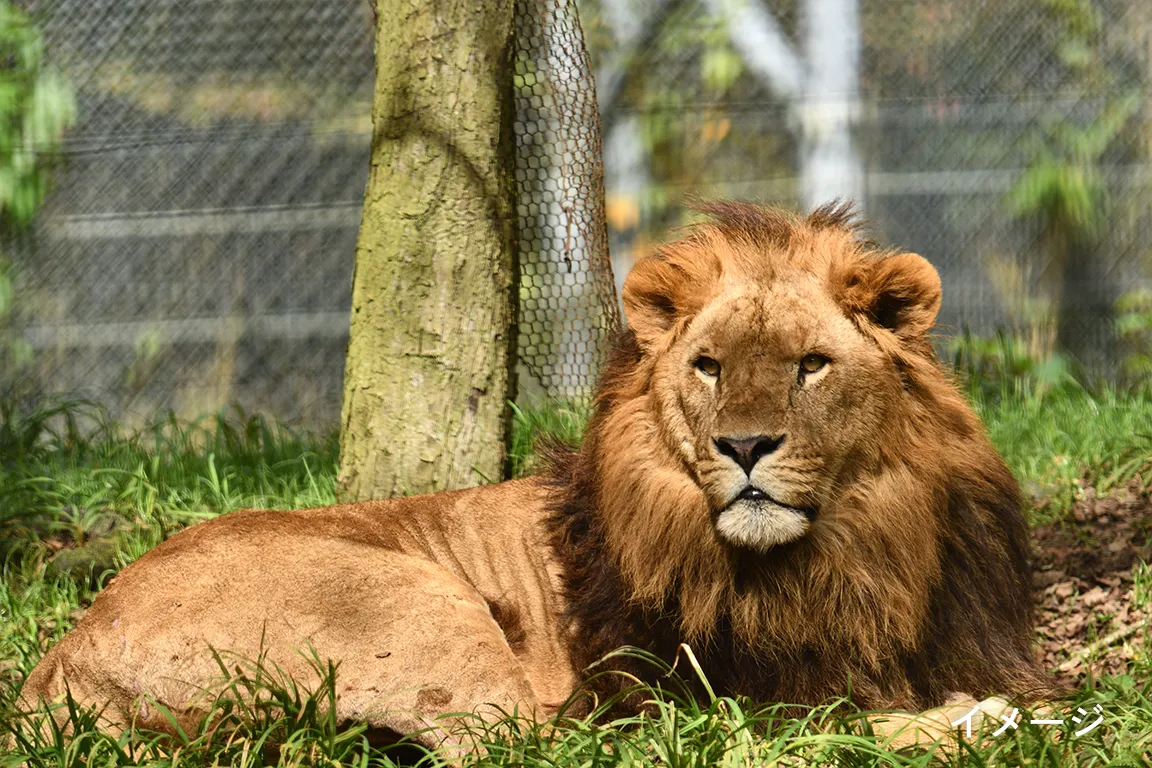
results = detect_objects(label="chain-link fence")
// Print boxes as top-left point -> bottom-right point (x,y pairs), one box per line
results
3,0 -> 376,428
4,0 -> 620,426
4,0 -> 1151,428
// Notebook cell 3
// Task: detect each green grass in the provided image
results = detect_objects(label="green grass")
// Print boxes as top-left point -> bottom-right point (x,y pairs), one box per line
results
506,401 -> 587,477
975,383 -> 1152,508
1,389 -> 1150,766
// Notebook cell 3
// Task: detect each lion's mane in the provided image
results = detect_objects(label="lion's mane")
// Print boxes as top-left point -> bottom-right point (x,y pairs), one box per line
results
546,202 -> 1048,711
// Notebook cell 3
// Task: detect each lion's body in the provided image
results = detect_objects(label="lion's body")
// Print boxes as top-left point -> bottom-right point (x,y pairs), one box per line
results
22,202 -> 1048,748
22,480 -> 577,744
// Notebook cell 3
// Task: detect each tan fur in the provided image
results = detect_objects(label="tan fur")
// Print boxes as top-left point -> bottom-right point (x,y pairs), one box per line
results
20,201 -> 1047,750
20,481 -> 577,749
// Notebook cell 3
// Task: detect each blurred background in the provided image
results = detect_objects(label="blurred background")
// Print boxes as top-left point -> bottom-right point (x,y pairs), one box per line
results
2,0 -> 1151,428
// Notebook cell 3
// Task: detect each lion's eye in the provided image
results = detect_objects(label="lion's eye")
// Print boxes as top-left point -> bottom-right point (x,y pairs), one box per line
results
799,354 -> 828,375
694,356 -> 721,377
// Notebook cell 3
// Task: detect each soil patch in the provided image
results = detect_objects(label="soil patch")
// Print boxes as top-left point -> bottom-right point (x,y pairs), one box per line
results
1030,480 -> 1152,687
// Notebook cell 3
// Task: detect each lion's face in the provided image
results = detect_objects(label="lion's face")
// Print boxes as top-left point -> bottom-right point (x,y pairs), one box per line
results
621,203 -> 943,553
654,279 -> 898,550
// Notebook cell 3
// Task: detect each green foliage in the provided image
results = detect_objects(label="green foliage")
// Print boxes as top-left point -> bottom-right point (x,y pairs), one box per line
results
0,2 -> 75,228
1133,560 -> 1152,614
0,3 -> 75,389
1043,0 -> 1101,76
951,331 -> 1152,508
0,557 -> 83,703
975,388 -> 1152,517
0,399 -> 338,539
949,330 -> 1075,401
3,643 -> 1151,766
4,649 -> 402,767
0,258 -> 33,376
1006,94 -> 1138,238
507,401 -> 587,477
949,333 -> 1151,518
1000,0 -> 1139,381
0,397 -> 102,467
699,21 -> 742,94
1116,288 -> 1152,380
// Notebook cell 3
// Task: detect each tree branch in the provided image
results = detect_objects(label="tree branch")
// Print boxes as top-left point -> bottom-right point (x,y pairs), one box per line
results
1058,619 -> 1149,672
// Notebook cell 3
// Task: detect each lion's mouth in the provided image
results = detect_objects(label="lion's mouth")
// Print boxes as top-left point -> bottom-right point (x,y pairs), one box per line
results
734,486 -> 817,521
715,487 -> 817,550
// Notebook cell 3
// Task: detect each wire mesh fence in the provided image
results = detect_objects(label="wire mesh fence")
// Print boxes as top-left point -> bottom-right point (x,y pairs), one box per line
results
3,0 -> 1151,428
3,0 -> 376,428
514,0 -> 620,402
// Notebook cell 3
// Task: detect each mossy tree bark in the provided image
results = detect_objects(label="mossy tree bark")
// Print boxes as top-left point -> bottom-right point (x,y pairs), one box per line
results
338,0 -> 518,501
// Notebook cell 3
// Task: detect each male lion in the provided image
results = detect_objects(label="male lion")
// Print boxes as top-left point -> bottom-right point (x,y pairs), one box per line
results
21,201 -> 1048,749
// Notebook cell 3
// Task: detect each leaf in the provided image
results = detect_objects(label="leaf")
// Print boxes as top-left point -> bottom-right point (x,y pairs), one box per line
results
0,4 -> 75,230
1057,39 -> 1093,71
605,195 -> 641,232
701,46 -> 742,93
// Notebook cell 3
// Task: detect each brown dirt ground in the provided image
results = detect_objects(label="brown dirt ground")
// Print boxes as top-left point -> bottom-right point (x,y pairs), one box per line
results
1030,478 -> 1152,688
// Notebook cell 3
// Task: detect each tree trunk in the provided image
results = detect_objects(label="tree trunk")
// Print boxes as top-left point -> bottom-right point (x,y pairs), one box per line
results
338,0 -> 518,502
1056,232 -> 1115,381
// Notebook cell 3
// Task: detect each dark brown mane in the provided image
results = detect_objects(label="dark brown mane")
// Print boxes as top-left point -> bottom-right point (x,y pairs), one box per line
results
544,204 -> 1050,714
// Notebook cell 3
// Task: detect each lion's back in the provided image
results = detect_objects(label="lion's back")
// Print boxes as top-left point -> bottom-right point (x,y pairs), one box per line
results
19,477 -> 574,733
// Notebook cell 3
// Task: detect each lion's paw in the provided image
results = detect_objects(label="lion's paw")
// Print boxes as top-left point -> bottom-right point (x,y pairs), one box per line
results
865,693 -> 1013,750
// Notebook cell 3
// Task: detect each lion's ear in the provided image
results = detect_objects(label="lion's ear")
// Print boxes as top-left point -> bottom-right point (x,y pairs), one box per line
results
622,256 -> 685,348
838,252 -> 941,341
623,253 -> 719,349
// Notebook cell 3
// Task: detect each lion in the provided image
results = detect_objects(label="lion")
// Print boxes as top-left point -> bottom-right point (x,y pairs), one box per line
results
19,201 -> 1049,751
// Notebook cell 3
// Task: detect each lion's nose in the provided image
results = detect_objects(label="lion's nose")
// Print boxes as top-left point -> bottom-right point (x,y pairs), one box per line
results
714,435 -> 784,476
